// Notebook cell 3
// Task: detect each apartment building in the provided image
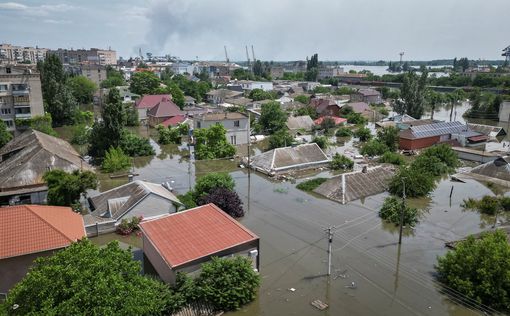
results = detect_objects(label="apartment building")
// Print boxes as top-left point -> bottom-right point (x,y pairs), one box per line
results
0,44 -> 48,64
0,65 -> 45,132
193,112 -> 250,145
50,48 -> 117,65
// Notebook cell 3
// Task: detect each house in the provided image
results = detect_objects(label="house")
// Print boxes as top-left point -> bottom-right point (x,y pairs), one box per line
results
184,96 -> 196,106
238,80 -> 274,92
467,123 -> 506,139
140,203 -> 259,285
463,156 -> 510,186
206,89 -> 243,104
147,98 -> 184,127
0,205 -> 85,295
246,143 -> 330,176
0,130 -> 93,206
135,94 -> 172,123
193,112 -> 250,145
314,116 -> 347,126
318,66 -> 345,80
350,89 -> 382,104
160,115 -> 190,128
286,115 -> 314,132
311,97 -> 340,117
314,166 -> 395,204
398,121 -> 485,150
117,86 -> 140,104
346,102 -> 371,114
84,180 -> 183,236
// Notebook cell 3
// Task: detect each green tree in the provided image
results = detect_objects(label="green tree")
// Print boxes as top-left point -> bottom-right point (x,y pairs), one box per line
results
196,256 -> 260,311
101,147 -> 132,173
70,124 -> 91,145
312,135 -> 329,149
43,169 -> 97,207
376,126 -> 399,151
119,132 -> 155,157
354,127 -> 372,141
4,239 -> 173,315
389,165 -> 436,198
194,173 -> 235,199
294,95 -> 310,105
0,120 -> 13,147
67,75 -> 97,104
124,104 -> 139,126
100,66 -> 125,88
294,105 -> 317,119
330,153 -> 354,170
336,127 -> 353,137
249,88 -> 275,101
379,196 -> 419,226
360,139 -> 389,156
258,101 -> 287,133
436,230 -> 510,312
194,124 -> 236,160
268,129 -> 294,149
379,151 -> 405,165
157,124 -> 181,144
419,144 -> 459,173
129,71 -> 160,95
15,113 -> 57,136
394,70 -> 428,119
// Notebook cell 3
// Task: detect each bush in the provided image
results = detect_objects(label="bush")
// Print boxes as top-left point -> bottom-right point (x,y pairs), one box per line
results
194,124 -> 236,160
360,139 -> 389,157
354,127 -> 372,141
198,187 -> 244,218
335,127 -> 352,137
378,107 -> 389,116
101,147 -> 131,173
177,191 -> 197,210
294,95 -> 310,105
389,165 -> 436,198
379,151 -> 405,165
436,230 -> 510,312
157,124 -> 181,145
43,169 -> 97,207
73,110 -> 94,125
330,153 -> 354,170
70,124 -> 91,145
379,196 -> 419,226
462,195 -> 507,215
412,155 -> 451,177
116,216 -> 143,235
125,104 -> 139,126
196,256 -> 260,311
194,173 -> 235,199
296,178 -> 327,191
420,144 -> 459,172
345,112 -> 367,124
376,126 -> 399,151
312,135 -> 329,149
268,129 -> 294,149
120,132 -> 155,157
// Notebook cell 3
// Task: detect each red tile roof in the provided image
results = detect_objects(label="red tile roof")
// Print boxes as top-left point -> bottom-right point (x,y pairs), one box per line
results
314,116 -> 347,125
140,204 -> 258,268
160,115 -> 186,127
135,94 -> 172,109
0,205 -> 85,259
147,100 -> 183,118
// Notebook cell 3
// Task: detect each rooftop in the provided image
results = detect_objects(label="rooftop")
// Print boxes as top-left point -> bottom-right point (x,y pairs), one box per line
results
147,99 -> 183,118
197,112 -> 247,121
399,121 -> 468,140
135,94 -> 172,109
139,203 -> 258,268
0,205 -> 85,259
286,115 -> 314,131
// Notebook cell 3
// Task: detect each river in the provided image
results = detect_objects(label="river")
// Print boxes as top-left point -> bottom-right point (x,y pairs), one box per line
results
341,65 -> 449,77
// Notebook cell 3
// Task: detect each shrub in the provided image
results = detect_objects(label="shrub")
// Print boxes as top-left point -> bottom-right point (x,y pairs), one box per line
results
378,107 -> 389,116
177,191 -> 197,210
296,178 -> 327,191
312,135 -> 329,149
157,124 -> 181,144
379,152 -> 405,165
335,127 -> 352,137
330,153 -> 354,170
198,187 -> 244,218
462,195 -> 507,215
379,196 -> 419,226
194,173 -> 235,199
124,104 -> 139,126
73,110 -> 94,125
420,144 -> 459,171
389,165 -> 436,198
120,132 -> 155,156
70,124 -> 91,145
412,155 -> 450,177
376,126 -> 399,151
354,127 -> 372,141
268,129 -> 294,149
101,147 -> 131,173
360,139 -> 389,157
177,123 -> 189,136
345,112 -> 367,124
116,216 -> 143,235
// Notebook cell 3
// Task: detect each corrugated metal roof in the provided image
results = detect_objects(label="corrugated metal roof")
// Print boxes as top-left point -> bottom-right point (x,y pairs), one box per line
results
401,121 -> 467,139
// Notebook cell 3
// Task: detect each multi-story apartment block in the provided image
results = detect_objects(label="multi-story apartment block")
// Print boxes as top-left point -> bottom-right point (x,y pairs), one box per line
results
0,44 -> 48,64
50,48 -> 117,65
193,112 -> 250,145
0,65 -> 45,132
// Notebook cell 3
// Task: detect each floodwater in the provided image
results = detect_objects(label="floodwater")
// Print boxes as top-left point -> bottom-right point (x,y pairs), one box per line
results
341,65 -> 449,77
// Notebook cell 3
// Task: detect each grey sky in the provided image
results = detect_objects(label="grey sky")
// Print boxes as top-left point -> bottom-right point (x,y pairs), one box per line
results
1,0 -> 508,61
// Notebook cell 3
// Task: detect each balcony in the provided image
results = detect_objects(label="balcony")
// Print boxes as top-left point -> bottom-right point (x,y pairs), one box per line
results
12,89 -> 29,96
14,113 -> 31,119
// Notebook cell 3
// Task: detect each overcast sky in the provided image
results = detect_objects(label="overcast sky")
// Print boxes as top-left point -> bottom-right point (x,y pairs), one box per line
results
1,0 -> 508,61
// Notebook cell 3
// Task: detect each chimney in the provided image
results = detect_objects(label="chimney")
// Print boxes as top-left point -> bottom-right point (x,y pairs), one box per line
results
362,166 -> 368,173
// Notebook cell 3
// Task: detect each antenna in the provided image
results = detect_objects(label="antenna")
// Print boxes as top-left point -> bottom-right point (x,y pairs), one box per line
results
251,45 -> 256,61
224,46 -> 230,63
245,45 -> 251,69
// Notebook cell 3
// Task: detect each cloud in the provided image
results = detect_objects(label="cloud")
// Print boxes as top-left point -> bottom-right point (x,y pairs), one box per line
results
0,2 -> 27,10
43,19 -> 71,24
0,2 -> 75,16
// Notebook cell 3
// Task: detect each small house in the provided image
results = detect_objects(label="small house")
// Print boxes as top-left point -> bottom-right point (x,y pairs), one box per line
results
350,88 -> 382,104
140,203 -> 259,285
147,98 -> 184,127
206,89 -> 243,104
193,112 -> 250,145
135,94 -> 172,122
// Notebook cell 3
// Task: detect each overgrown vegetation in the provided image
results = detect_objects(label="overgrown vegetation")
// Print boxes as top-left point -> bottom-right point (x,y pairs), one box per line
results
379,196 -> 419,226
117,216 -> 142,235
360,139 -> 388,157
101,147 -> 131,173
462,195 -> 510,215
379,151 -> 405,165
0,120 -> 13,147
157,124 -> 181,144
296,178 -> 327,191
354,127 -> 372,141
43,169 -> 97,209
335,127 -> 352,137
312,135 -> 329,149
268,129 -> 294,149
330,153 -> 354,170
194,124 -> 236,160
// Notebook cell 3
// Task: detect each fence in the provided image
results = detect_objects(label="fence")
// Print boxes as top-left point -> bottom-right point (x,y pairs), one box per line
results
85,221 -> 116,237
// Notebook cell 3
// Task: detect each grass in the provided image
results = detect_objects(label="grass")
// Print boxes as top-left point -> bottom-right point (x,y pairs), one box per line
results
296,178 -> 328,191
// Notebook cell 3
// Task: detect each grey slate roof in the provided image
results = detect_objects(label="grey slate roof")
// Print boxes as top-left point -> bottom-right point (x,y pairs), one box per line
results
314,166 -> 395,204
0,129 -> 93,192
87,180 -> 182,222
286,115 -> 314,131
469,157 -> 510,182
248,143 -> 330,175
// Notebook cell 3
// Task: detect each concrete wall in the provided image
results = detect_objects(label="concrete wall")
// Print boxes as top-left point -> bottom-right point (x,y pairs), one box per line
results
85,221 -> 116,237
194,117 -> 250,145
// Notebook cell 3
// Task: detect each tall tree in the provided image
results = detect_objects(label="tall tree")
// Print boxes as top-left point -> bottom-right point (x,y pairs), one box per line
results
129,71 -> 160,95
258,101 -> 287,133
194,125 -> 236,160
0,120 -> 12,148
394,70 -> 428,119
67,76 -> 97,104
43,169 -> 97,207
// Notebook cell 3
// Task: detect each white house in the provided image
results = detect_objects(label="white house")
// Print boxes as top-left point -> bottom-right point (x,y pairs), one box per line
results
238,80 -> 273,92
193,112 -> 250,145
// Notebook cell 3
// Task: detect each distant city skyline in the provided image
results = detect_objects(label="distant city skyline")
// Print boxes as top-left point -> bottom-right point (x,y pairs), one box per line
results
1,0 -> 508,61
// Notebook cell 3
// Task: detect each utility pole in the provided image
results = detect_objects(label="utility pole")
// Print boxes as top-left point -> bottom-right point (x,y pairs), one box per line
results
324,226 -> 334,276
398,179 -> 406,244
247,112 -> 251,212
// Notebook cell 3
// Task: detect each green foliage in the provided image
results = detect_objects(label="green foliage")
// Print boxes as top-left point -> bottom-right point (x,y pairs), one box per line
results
313,86 -> 331,94
4,239 -> 172,315
194,124 -> 235,160
462,195 -> 510,215
296,178 -> 328,191
177,191 -> 197,210
196,256 -> 260,311
319,117 -> 336,131
415,144 -> 459,175
67,75 -> 97,104
70,124 -> 91,145
335,127 -> 353,137
282,72 -> 305,81
294,105 -> 317,119
379,151 -> 405,165
194,173 -> 235,199
0,119 -> 12,147
330,153 -> 354,170
157,125 -> 181,144
389,165 -> 436,198
73,110 -> 94,125
101,147 -> 131,173
168,74 -> 212,103
305,53 -> 319,81
436,230 -> 510,312
129,71 -> 161,95
345,112 -> 367,124
259,102 -> 287,134
312,135 -> 329,149
354,127 -> 372,141
394,71 -> 428,119
117,216 -> 142,235
333,86 -> 356,95
177,123 -> 189,136
268,129 -> 294,149
157,81 -> 185,109
198,187 -> 245,218
294,95 -> 310,105
378,107 -> 389,116
360,139 -> 389,157
379,196 -> 419,226
377,126 -> 399,151
125,104 -> 139,126
43,169 -> 97,207
100,66 -> 125,88
249,88 -> 277,101
119,132 -> 155,157
15,113 -> 57,136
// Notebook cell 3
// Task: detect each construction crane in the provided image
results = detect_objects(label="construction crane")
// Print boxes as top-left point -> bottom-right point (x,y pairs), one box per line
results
245,45 -> 251,69
503,45 -> 510,62
399,52 -> 404,64
251,45 -> 256,62
224,46 -> 230,63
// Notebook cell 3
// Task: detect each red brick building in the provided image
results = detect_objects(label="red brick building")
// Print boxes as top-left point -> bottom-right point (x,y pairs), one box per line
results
399,121 -> 468,150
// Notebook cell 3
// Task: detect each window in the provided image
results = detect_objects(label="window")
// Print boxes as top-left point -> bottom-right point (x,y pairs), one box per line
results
1,108 -> 11,115
234,120 -> 240,127
3,120 -> 13,127
14,96 -> 29,103
230,135 -> 237,145
6,68 -> 11,74
0,84 -> 7,92
196,121 -> 201,128
15,107 -> 30,114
